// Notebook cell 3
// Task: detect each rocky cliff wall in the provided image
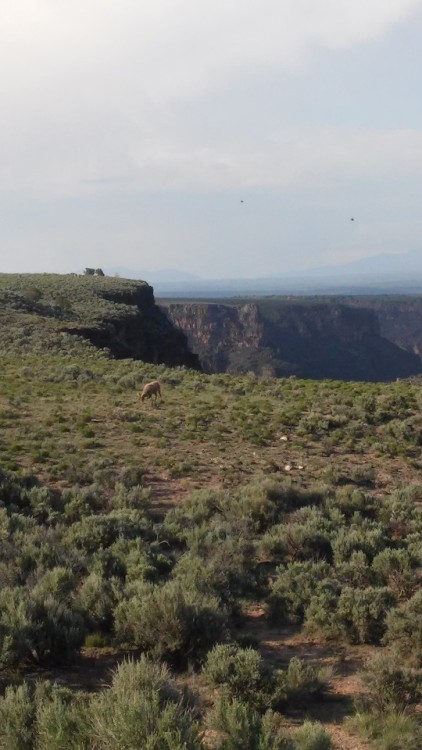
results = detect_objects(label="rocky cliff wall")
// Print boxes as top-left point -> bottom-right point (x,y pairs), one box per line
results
64,285 -> 201,370
162,302 -> 265,372
347,298 -> 422,358
161,299 -> 422,381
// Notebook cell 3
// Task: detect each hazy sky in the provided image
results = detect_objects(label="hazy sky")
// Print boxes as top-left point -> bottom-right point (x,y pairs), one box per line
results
2,0 -> 422,279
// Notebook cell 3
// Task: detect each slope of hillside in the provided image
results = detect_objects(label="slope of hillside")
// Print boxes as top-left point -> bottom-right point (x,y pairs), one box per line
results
1,273 -> 422,749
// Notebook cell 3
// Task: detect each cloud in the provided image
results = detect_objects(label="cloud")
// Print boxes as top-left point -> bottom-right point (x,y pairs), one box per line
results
1,0 -> 422,201
1,6 -> 421,116
2,1 -> 421,102
122,126 -> 422,190
3,120 -> 422,194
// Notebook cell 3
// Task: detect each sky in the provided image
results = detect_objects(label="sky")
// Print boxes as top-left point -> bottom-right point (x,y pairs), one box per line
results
2,0 -> 422,279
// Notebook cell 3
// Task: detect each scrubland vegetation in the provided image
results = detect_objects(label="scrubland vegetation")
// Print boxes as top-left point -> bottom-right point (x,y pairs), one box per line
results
1,274 -> 422,748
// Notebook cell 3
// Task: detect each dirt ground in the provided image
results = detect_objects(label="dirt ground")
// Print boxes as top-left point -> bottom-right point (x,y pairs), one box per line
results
240,604 -> 373,750
24,604 -> 373,749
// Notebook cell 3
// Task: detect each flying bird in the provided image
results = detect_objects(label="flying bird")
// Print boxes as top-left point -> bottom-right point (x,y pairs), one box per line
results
350,217 -> 355,221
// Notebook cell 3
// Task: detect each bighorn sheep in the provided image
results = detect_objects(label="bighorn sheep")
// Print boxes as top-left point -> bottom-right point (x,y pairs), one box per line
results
140,380 -> 162,402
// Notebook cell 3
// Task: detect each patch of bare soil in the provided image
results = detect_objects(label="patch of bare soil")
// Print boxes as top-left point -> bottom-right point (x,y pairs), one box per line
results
146,474 -> 197,517
240,605 -> 372,750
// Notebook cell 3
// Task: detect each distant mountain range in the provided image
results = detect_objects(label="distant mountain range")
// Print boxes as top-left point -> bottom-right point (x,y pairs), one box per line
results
105,267 -> 202,283
304,248 -> 422,277
106,250 -> 422,297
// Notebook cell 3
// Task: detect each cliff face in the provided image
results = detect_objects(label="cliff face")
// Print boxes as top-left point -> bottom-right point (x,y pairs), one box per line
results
162,299 -> 422,381
162,303 -> 265,372
63,284 -> 201,370
347,298 -> 422,358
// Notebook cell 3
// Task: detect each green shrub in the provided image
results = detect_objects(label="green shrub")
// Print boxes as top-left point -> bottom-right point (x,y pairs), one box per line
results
0,681 -> 88,750
335,550 -> 374,588
281,658 -> 333,702
210,696 -> 287,750
64,510 -> 150,554
89,657 -> 201,750
384,590 -> 422,666
0,684 -> 35,750
380,485 -> 422,541
28,594 -> 87,663
359,653 -> 421,714
31,567 -> 77,603
267,561 -> 332,624
118,466 -> 146,488
372,548 -> 417,599
77,572 -> 117,630
332,524 -> 387,565
163,488 -> 229,541
173,532 -> 258,607
111,537 -> 172,583
110,482 -> 151,510
292,721 -> 332,750
89,548 -> 126,581
84,632 -> 110,648
33,683 -> 88,750
349,710 -> 422,750
115,580 -> 227,665
336,586 -> 396,644
203,644 -> 274,710
0,587 -> 32,668
62,484 -> 103,522
262,509 -> 333,564
203,647 -> 331,714
327,486 -> 375,518
164,480 -> 325,547
304,583 -> 343,641
0,658 -> 200,750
